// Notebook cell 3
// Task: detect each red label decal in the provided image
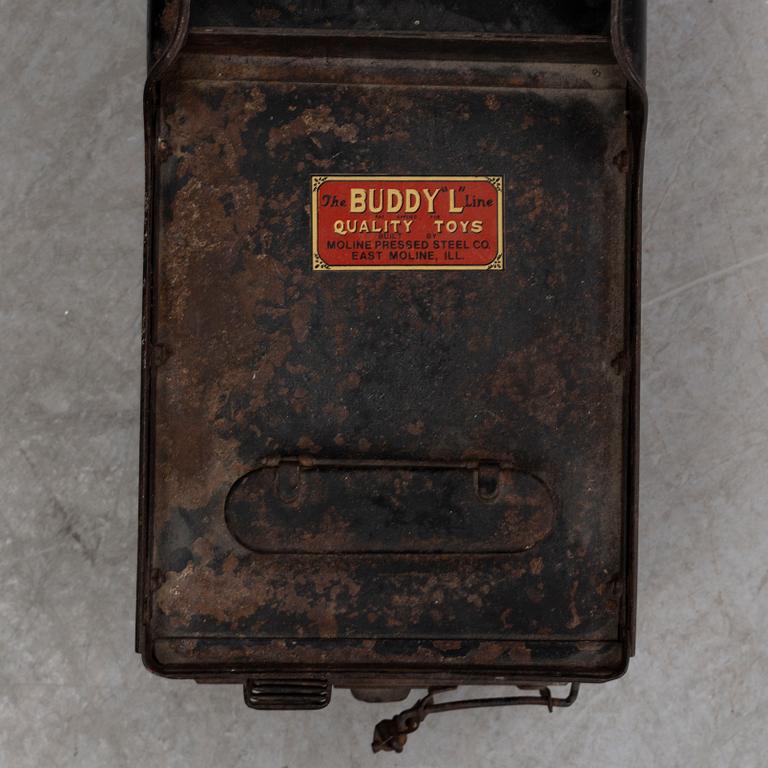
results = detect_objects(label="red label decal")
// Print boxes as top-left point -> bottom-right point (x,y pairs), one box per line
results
311,175 -> 504,271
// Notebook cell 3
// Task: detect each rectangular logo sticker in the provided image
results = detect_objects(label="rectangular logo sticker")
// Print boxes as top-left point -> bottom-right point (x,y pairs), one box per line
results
311,175 -> 504,271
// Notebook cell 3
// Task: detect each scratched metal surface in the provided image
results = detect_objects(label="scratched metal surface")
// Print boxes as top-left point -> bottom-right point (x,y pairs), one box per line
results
139,0 -> 638,682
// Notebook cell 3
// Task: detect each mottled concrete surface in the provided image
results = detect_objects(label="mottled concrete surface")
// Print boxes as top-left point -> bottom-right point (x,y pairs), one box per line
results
1,2 -> 766,766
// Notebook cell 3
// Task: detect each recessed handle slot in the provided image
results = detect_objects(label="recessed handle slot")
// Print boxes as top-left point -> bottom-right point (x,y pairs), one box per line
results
225,458 -> 555,554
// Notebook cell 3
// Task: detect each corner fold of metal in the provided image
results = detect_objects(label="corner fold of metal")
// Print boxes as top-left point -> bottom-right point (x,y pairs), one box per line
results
146,0 -> 192,85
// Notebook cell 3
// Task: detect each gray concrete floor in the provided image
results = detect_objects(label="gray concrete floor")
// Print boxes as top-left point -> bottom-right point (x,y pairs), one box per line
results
1,1 -> 767,766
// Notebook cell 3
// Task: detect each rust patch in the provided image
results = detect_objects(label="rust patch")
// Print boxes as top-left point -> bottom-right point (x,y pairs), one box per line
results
267,104 -> 359,151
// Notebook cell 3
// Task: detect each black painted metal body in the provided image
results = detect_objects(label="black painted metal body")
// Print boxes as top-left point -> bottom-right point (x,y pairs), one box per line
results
138,0 -> 646,751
